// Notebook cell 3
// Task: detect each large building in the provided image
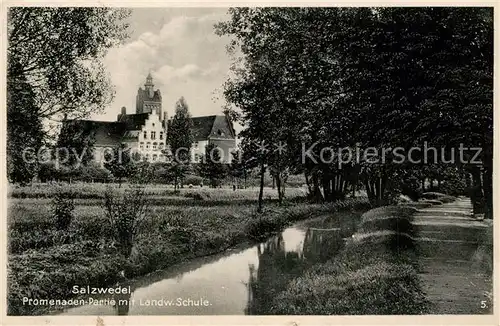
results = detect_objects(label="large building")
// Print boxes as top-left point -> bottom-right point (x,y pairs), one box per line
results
61,74 -> 237,164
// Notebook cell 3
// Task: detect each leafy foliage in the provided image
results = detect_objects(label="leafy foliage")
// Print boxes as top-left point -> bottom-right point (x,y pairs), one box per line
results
51,190 -> 75,230
7,60 -> 44,185
7,7 -> 130,121
167,97 -> 194,190
103,145 -> 138,186
216,8 -> 492,213
103,185 -> 149,257
199,143 -> 228,187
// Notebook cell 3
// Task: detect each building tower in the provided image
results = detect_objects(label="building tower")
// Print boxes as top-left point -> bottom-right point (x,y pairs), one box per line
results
136,72 -> 162,117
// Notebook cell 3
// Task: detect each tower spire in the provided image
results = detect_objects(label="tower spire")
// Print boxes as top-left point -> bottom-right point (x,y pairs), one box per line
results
145,70 -> 154,87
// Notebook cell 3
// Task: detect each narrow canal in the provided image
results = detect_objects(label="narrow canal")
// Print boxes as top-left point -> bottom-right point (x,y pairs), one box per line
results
59,213 -> 360,315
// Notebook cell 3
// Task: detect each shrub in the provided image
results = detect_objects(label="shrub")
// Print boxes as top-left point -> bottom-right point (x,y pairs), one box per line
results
360,206 -> 417,223
421,192 -> 456,203
420,199 -> 443,205
184,190 -> 210,200
400,202 -> 433,209
245,214 -> 286,241
51,191 -> 75,230
103,186 -> 149,257
184,175 -> 204,186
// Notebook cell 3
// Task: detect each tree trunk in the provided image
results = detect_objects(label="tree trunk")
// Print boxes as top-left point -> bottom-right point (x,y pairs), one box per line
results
483,166 -> 493,219
304,170 -> 313,195
311,170 -> 324,203
482,150 -> 493,219
322,174 -> 331,202
276,173 -> 283,204
257,162 -> 265,213
470,166 -> 484,214
244,169 -> 247,189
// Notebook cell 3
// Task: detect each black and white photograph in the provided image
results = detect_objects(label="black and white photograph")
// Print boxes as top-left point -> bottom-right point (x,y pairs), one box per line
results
3,4 -> 495,321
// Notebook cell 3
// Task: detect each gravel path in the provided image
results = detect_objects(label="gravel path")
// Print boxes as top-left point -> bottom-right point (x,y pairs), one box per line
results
414,198 -> 493,314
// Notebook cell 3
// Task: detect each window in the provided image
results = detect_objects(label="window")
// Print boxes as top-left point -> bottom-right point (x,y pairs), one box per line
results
145,154 -> 150,161
194,142 -> 199,149
143,131 -> 147,139
153,142 -> 157,151
146,142 -> 150,150
159,143 -> 164,150
151,131 -> 156,140
159,131 -> 164,140
152,123 -> 155,127
194,153 -> 200,162
140,142 -> 144,150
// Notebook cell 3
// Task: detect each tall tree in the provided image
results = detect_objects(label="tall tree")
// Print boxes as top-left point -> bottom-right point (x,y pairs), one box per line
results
217,8 -> 492,210
200,143 -> 227,188
103,144 -> 138,187
7,7 -> 130,122
55,120 -> 96,167
167,97 -> 194,190
7,60 -> 44,184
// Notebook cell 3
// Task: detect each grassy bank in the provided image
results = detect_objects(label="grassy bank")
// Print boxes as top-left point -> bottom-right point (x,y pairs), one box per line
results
7,183 -> 369,315
268,205 -> 430,315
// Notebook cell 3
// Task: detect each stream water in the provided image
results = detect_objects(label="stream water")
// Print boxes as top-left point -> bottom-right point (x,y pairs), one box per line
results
59,214 -> 360,315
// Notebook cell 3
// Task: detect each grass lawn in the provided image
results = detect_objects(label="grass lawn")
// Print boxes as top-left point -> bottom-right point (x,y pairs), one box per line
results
7,182 -> 369,315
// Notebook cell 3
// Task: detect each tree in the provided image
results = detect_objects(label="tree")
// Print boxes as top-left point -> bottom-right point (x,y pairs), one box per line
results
230,150 -> 249,189
217,8 -> 492,211
167,97 -> 194,190
7,59 -> 44,185
200,143 -> 227,187
103,144 -> 138,187
7,7 -> 130,122
55,120 -> 96,167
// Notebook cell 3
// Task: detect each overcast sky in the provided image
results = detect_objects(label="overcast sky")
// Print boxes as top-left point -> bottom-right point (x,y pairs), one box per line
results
92,8 -> 233,122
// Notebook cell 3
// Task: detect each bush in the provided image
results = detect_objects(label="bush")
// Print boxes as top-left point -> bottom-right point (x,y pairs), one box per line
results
183,175 -> 204,186
245,214 -> 286,241
421,192 -> 455,203
360,206 -> 417,223
420,199 -> 443,205
400,202 -> 433,209
51,191 -> 75,230
103,186 -> 149,257
184,190 -> 210,200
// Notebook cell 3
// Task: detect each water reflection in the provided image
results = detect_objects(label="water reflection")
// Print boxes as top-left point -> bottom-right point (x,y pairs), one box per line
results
245,226 -> 345,315
59,214 -> 361,316
113,288 -> 132,316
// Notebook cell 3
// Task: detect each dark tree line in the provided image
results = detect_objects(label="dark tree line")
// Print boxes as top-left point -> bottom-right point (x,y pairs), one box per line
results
216,7 -> 493,217
7,8 -> 131,184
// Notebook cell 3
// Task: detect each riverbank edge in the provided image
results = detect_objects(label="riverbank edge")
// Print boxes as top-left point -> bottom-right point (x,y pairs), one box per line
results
268,204 -> 433,314
8,198 -> 371,316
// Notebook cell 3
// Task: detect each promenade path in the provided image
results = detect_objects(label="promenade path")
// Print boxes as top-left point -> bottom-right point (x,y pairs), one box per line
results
414,198 -> 493,314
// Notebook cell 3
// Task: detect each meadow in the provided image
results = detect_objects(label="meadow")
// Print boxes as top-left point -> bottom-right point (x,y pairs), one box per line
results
7,182 -> 370,315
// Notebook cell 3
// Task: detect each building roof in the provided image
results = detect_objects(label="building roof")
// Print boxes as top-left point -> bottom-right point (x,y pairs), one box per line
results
191,115 -> 236,141
192,116 -> 217,141
62,113 -> 236,147
137,88 -> 162,102
118,113 -> 149,130
63,120 -> 126,147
